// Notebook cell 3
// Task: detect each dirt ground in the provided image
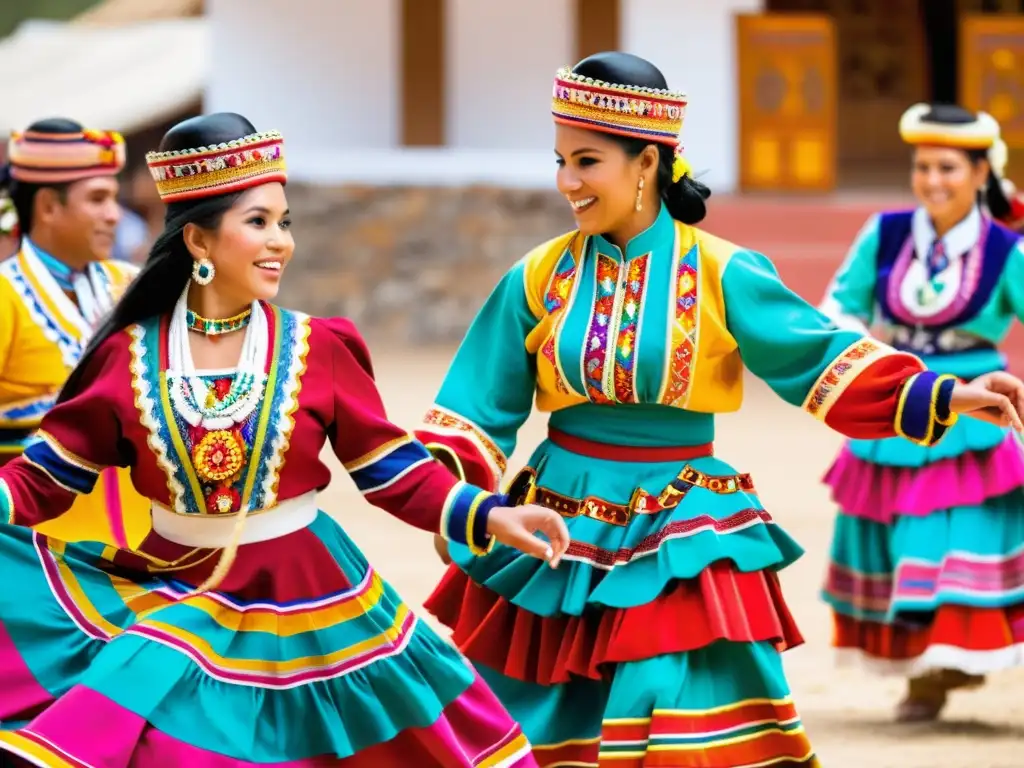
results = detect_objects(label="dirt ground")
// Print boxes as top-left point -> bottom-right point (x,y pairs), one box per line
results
322,345 -> 1024,768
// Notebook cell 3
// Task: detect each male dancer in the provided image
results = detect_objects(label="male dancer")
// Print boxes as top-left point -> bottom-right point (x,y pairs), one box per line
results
0,117 -> 148,547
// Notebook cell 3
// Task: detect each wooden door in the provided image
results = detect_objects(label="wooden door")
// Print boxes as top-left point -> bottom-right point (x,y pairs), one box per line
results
960,15 -> 1024,181
769,0 -> 927,181
736,14 -> 837,191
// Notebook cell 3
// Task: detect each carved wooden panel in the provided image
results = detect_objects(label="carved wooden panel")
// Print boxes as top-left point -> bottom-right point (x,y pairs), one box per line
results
737,14 -> 837,191
768,0 -> 927,174
960,15 -> 1024,179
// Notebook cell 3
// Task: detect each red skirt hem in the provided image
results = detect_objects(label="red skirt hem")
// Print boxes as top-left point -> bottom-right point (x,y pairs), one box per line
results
425,562 -> 804,685
832,604 -> 1024,660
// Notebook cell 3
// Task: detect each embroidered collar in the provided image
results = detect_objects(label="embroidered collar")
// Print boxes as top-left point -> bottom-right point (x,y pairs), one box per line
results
24,237 -> 78,292
594,203 -> 675,262
911,205 -> 982,262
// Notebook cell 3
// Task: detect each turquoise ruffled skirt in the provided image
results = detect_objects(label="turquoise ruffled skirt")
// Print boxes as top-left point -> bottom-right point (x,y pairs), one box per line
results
0,512 -> 534,766
426,405 -> 820,767
823,404 -> 1024,677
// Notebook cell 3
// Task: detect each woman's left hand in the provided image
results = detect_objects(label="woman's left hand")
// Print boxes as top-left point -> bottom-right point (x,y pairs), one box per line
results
951,372 -> 1024,431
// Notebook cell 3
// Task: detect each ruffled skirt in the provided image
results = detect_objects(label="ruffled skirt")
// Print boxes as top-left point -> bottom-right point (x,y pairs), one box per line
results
0,512 -> 533,767
821,415 -> 1024,677
426,430 -> 820,768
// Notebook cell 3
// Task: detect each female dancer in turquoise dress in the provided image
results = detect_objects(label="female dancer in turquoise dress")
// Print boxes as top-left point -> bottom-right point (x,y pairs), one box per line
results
0,112 -> 572,766
417,53 -> 1024,767
820,103 -> 1024,722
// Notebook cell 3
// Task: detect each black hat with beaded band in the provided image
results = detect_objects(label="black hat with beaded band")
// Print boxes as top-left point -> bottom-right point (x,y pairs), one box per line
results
551,62 -> 687,146
552,53 -> 693,183
145,118 -> 286,204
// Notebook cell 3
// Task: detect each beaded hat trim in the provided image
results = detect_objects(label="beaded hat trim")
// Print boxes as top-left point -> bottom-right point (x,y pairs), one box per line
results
145,130 -> 287,203
8,128 -> 126,184
551,66 -> 687,146
899,103 -> 999,151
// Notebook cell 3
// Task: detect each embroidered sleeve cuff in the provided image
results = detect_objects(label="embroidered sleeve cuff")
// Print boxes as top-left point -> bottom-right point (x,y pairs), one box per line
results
895,372 -> 958,446
439,481 -> 500,556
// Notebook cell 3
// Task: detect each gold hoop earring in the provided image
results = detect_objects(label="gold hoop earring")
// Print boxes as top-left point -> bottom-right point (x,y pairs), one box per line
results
635,177 -> 645,212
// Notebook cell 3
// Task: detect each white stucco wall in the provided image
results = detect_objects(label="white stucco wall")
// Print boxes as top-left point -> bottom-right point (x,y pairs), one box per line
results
203,0 -> 760,190
445,0 -> 574,151
205,0 -> 400,171
620,0 -> 765,193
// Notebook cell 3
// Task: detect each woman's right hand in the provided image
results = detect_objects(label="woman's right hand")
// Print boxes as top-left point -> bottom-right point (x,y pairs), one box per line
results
952,373 -> 1024,431
431,504 -> 571,568
485,503 -> 570,568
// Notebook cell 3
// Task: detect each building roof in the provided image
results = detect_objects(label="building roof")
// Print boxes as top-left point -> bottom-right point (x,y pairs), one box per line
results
0,17 -> 207,138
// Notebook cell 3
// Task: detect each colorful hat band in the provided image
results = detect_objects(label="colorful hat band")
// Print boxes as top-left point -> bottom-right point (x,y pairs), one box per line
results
145,130 -> 287,203
551,66 -> 687,147
7,128 -> 126,184
899,103 -> 999,151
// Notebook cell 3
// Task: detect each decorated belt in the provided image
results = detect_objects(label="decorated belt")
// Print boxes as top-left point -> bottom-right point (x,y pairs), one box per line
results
506,464 -> 754,527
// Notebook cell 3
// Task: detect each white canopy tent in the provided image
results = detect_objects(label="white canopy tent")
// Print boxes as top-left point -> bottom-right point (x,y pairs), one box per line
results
0,16 -> 207,138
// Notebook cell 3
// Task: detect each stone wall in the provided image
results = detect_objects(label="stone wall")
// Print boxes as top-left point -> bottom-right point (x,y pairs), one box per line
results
278,184 -> 575,344
270,185 -> 1024,372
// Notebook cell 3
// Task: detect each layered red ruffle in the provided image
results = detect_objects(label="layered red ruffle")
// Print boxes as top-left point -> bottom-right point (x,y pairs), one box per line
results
833,604 -> 1024,660
425,561 -> 804,685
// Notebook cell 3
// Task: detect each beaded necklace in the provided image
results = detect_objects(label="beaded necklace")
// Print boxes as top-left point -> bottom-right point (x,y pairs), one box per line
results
167,286 -> 267,430
186,307 -> 252,336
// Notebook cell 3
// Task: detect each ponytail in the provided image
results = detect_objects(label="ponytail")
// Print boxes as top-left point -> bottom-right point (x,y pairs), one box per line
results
963,143 -> 1014,224
984,168 -> 1013,223
58,191 -> 243,402
602,134 -> 712,226
655,144 -> 711,225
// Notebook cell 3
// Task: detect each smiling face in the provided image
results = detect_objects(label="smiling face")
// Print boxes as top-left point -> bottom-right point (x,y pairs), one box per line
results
911,146 -> 988,230
185,183 -> 293,310
34,176 -> 121,263
554,123 -> 657,239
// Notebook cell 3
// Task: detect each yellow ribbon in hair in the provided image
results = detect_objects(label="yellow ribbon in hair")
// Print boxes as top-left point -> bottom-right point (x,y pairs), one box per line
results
672,152 -> 691,183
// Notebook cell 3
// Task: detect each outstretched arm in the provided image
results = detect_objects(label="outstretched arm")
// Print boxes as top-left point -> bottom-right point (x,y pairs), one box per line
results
722,249 -> 1020,445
